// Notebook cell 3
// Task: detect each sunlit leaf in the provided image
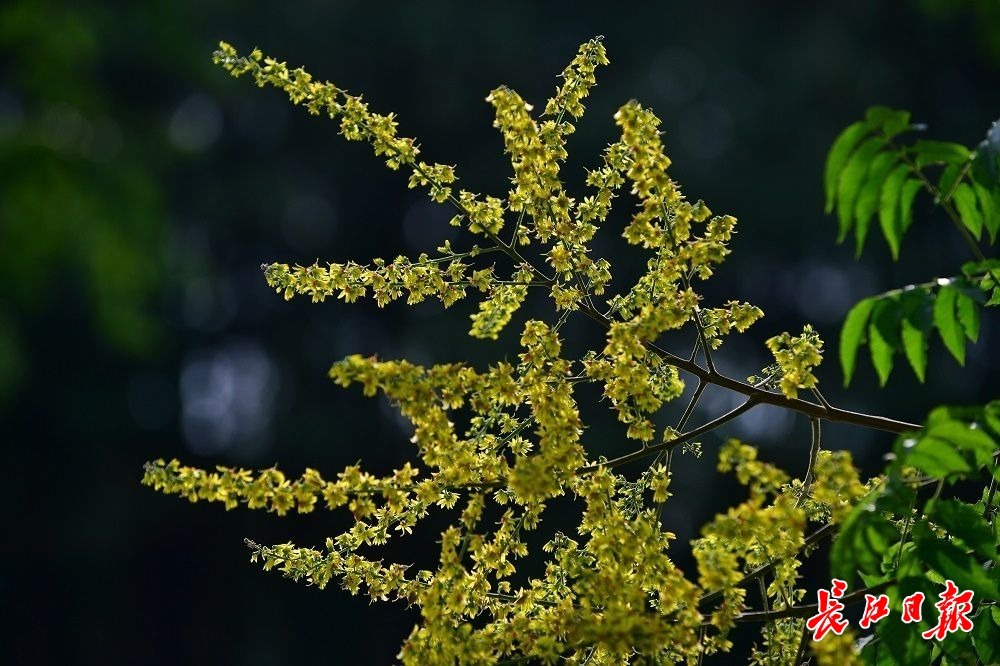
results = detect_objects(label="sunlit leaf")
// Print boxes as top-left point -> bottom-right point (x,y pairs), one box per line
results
927,420 -> 997,466
825,120 -> 871,212
878,164 -> 910,259
955,290 -> 980,342
854,151 -> 898,255
952,183 -> 983,239
840,297 -> 876,386
972,180 -> 999,243
904,435 -> 971,478
933,285 -> 965,365
898,178 -> 923,238
869,299 -> 899,386
900,289 -> 932,382
837,137 -> 885,243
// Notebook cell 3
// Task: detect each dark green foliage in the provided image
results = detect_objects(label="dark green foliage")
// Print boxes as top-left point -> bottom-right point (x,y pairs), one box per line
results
830,111 -> 998,386
829,402 -> 1000,665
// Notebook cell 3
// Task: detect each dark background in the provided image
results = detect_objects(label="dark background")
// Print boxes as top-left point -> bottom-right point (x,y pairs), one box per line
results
2,1 -> 998,663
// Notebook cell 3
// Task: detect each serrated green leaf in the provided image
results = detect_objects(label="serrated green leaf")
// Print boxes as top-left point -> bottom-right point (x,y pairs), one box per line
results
915,534 -> 1000,599
972,180 -> 999,243
869,299 -> 900,386
898,178 -> 923,237
865,106 -> 912,139
912,140 -> 971,168
879,164 -> 910,259
854,152 -> 899,256
905,435 -> 971,478
900,289 -> 932,382
934,285 -> 966,365
930,499 -> 998,560
837,137 -> 886,243
840,297 -> 877,386
825,120 -> 871,212
953,182 -> 983,239
955,291 -> 980,342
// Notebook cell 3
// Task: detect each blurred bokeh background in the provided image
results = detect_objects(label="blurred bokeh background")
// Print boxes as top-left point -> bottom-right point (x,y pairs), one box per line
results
2,0 -> 998,663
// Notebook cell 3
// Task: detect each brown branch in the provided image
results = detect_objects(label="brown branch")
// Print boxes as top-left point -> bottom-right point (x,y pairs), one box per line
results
575,302 -> 919,434
581,397 -> 759,473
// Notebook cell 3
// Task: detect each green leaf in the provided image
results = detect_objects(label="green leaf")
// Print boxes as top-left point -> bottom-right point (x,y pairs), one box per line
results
927,420 -> 997,467
972,180 -> 999,243
912,140 -> 971,168
869,299 -> 900,386
952,182 -> 983,239
825,120 -> 871,212
961,259 -> 1000,278
939,163 -> 964,199
929,499 -> 998,560
934,284 -> 965,365
865,106 -> 912,139
984,401 -> 1000,438
904,435 -> 971,478
873,614 -> 931,666
955,290 -> 980,342
898,178 -> 923,237
837,137 -> 886,243
900,289 -> 932,382
937,629 -> 975,665
831,502 -> 900,585
854,152 -> 899,256
915,533 -> 1000,600
878,164 -> 911,259
840,297 -> 877,386
971,606 -> 1000,665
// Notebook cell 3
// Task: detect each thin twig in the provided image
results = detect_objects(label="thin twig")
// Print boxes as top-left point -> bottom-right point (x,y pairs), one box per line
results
699,522 -> 837,607
796,418 -> 822,509
582,397 -> 759,473
729,580 -> 893,624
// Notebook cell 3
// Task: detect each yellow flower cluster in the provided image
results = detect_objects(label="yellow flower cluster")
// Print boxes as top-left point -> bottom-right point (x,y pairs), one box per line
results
766,324 -> 825,398
692,438 -> 870,657
143,37 -> 885,665
143,458 -> 426,518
